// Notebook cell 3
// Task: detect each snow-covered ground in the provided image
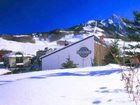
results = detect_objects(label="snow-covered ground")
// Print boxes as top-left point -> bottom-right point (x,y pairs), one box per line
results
0,68 -> 11,75
0,64 -> 136,105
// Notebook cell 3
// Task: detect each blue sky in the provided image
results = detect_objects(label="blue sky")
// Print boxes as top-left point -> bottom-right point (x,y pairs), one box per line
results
0,0 -> 140,34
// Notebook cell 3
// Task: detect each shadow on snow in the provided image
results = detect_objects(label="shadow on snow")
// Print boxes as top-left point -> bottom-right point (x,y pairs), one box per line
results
29,69 -> 121,79
0,69 -> 122,85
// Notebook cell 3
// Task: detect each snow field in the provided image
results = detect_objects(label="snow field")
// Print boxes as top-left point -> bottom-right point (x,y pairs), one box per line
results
0,64 -> 136,105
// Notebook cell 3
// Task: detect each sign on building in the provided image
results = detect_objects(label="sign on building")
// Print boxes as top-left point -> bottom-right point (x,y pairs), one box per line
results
77,47 -> 91,58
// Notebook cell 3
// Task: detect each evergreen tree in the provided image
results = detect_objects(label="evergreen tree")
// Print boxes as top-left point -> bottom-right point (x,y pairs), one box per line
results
62,56 -> 77,68
128,34 -> 140,41
133,11 -> 140,23
104,42 -> 120,65
122,18 -> 132,24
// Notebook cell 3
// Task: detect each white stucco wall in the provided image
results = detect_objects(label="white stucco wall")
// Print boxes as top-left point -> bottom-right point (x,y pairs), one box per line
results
9,58 -> 16,67
41,36 -> 94,70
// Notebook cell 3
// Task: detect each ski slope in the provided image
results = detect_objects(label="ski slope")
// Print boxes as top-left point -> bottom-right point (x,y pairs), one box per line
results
0,35 -> 83,55
0,37 -> 51,55
0,64 -> 136,105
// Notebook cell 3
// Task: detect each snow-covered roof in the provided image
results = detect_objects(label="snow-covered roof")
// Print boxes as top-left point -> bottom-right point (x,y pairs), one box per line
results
4,52 -> 33,58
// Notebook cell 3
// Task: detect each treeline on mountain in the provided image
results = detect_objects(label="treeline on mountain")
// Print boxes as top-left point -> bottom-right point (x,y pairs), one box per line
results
35,29 -> 71,42
2,35 -> 35,43
124,11 -> 140,41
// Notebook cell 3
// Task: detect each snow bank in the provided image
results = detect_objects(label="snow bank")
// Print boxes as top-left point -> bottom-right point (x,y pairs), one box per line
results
0,64 -> 135,105
0,68 -> 11,75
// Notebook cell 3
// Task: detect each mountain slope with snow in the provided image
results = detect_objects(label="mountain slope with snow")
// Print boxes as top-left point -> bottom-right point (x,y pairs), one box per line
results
0,34 -> 84,55
1,13 -> 140,40
0,64 -> 136,105
99,14 -> 127,34
0,37 -> 50,55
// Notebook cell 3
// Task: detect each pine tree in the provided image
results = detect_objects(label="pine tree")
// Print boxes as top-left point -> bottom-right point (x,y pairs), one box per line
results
104,42 -> 120,65
62,56 -> 77,68
128,34 -> 140,41
133,11 -> 140,24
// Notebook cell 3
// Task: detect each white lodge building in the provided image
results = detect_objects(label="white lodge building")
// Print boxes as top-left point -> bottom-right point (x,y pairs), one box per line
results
40,35 -> 94,70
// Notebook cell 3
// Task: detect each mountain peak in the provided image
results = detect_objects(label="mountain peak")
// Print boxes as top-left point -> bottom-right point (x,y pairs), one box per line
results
112,14 -> 120,19
87,20 -> 96,24
99,14 -> 127,34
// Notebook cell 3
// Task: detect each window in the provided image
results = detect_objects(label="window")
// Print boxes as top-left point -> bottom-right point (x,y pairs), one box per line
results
16,57 -> 23,63
15,52 -> 23,63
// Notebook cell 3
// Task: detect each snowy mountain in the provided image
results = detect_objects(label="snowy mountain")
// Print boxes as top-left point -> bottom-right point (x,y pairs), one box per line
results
65,14 -> 140,38
99,14 -> 127,34
0,14 -> 140,39
0,14 -> 140,55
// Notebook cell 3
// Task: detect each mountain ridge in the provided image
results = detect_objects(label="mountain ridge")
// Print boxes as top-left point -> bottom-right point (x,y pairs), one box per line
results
0,13 -> 140,42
